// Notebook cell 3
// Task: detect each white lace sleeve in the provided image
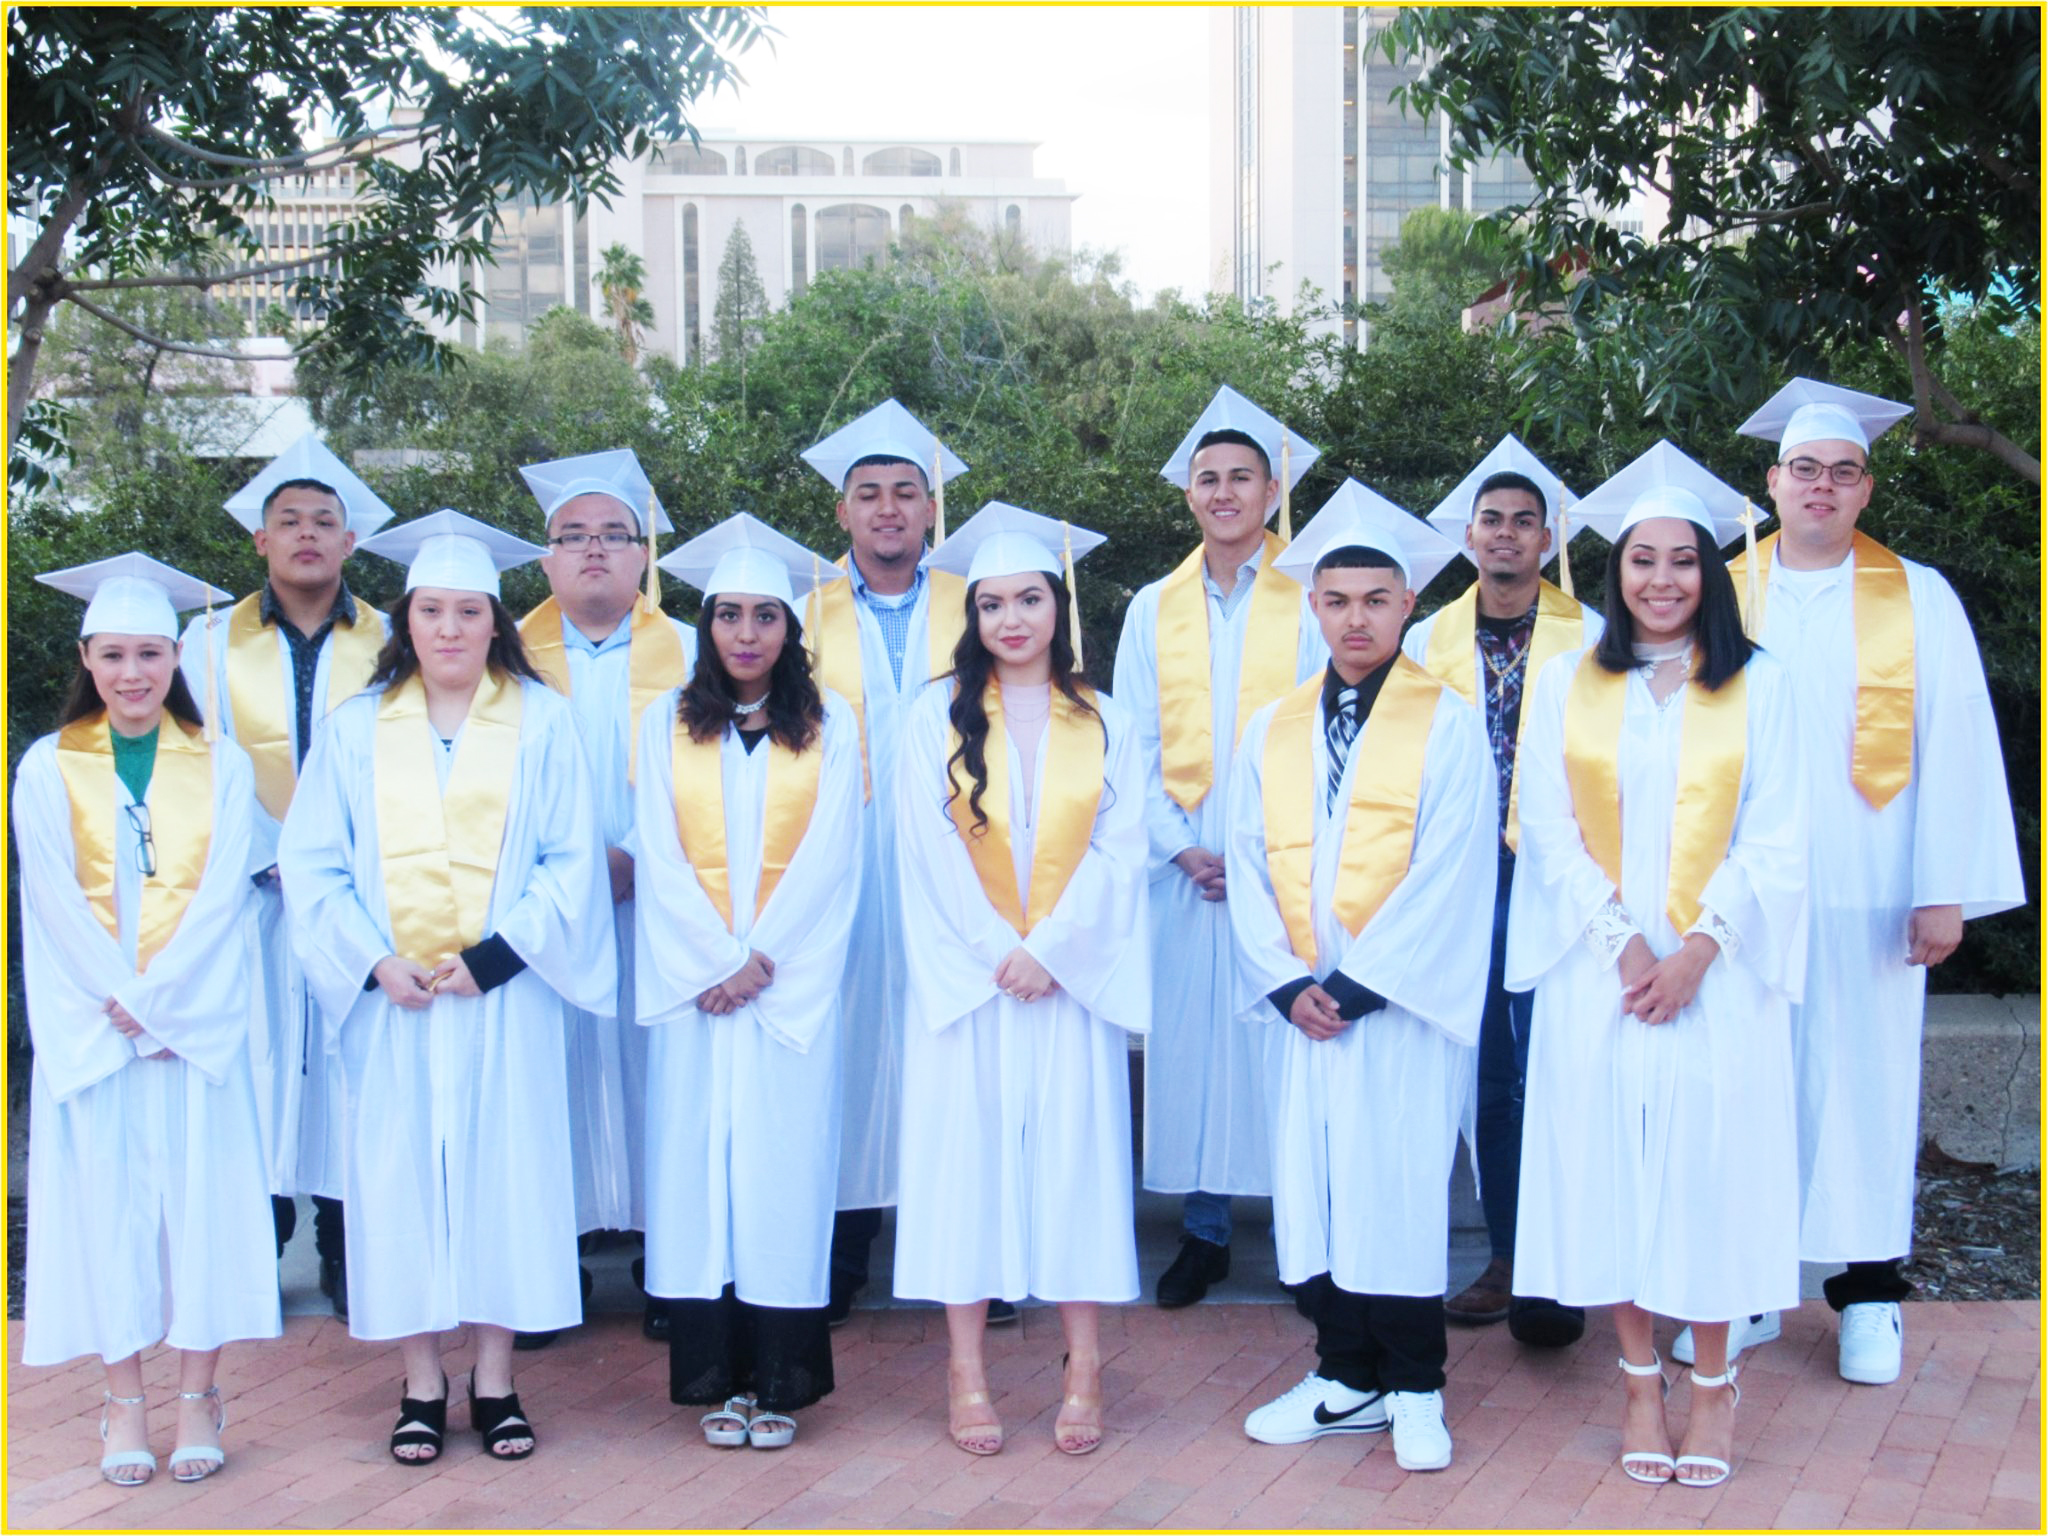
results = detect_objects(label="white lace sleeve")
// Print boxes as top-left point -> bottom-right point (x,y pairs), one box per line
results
1582,898 -> 1641,970
1685,904 -> 1741,960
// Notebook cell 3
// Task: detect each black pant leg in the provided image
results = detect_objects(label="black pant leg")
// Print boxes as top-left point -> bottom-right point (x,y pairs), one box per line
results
271,1194 -> 298,1256
1364,1293 -> 1448,1394
1822,1259 -> 1912,1312
1308,1276 -> 1382,1394
311,1195 -> 346,1264
829,1208 -> 884,1290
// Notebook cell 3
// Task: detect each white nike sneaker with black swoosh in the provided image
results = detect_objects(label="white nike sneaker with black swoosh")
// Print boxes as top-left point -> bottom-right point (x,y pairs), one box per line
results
1242,1373 -> 1390,1444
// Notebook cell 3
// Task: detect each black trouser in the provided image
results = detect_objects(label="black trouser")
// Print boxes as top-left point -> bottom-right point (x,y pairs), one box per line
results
1822,1259 -> 1912,1312
271,1194 -> 346,1266
1298,1273 -> 1447,1395
1474,849 -> 1533,1262
829,1208 -> 884,1293
670,1284 -> 834,1413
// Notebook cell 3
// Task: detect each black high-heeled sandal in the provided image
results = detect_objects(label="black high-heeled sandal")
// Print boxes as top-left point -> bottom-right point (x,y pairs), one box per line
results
469,1379 -> 536,1461
390,1380 -> 447,1466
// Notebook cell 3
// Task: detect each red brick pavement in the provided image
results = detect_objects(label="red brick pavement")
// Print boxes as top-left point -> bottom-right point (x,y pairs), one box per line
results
5,1301 -> 2038,1530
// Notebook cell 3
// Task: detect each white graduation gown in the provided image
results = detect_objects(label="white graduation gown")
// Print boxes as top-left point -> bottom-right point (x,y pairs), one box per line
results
1751,551 -> 2024,1263
833,572 -> 954,1210
1506,649 -> 1809,1323
15,730 -> 281,1366
277,680 -> 616,1341
633,692 -> 861,1307
1227,681 -> 1497,1297
1113,572 -> 1326,1197
892,684 -> 1152,1304
180,604 -> 391,1202
549,614 -> 697,1236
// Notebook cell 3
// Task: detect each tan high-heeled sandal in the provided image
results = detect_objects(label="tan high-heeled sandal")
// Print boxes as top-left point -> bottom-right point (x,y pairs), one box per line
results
949,1388 -> 1004,1456
1054,1353 -> 1102,1457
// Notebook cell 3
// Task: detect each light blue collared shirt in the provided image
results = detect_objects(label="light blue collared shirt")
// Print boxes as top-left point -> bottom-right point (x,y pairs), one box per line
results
848,554 -> 928,689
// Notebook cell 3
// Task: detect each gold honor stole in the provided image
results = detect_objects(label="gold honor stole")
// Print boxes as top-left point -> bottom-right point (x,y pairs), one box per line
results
1729,530 -> 1914,809
1260,655 -> 1445,969
1420,579 -> 1584,851
1156,531 -> 1302,812
373,671 -> 523,966
225,591 -> 385,821
807,561 -> 969,799
1562,651 -> 1748,933
54,712 -> 215,972
518,595 -> 688,783
946,681 -> 1105,936
670,722 -> 822,930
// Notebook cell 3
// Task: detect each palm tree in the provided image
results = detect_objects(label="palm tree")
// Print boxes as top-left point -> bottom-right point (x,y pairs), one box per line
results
598,243 -> 656,365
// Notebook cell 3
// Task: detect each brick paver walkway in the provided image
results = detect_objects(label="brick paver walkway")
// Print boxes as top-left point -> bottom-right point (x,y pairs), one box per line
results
6,1300 -> 2038,1530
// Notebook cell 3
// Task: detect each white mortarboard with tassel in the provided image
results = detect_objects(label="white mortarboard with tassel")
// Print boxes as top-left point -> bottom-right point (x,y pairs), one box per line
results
1159,384 -> 1321,542
801,399 -> 970,547
356,509 -> 547,598
1569,441 -> 1752,548
40,553 -> 234,640
1273,479 -> 1462,595
658,512 -> 846,610
1736,377 -> 1913,457
922,500 -> 1107,665
1423,433 -> 1588,596
519,447 -> 672,610
221,431 -> 397,535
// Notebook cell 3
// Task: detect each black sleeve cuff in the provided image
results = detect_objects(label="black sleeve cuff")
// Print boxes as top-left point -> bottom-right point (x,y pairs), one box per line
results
1323,969 -> 1387,1021
461,934 -> 529,994
1267,976 -> 1315,1020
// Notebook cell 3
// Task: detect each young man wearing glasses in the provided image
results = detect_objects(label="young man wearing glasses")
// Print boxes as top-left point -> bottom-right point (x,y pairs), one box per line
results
518,451 -> 696,1347
1668,379 -> 2022,1387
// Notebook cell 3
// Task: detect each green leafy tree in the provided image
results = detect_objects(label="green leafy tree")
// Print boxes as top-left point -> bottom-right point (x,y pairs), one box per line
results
711,220 -> 770,384
1385,6 -> 2041,482
7,5 -> 766,451
1378,206 -> 1513,324
597,242 -> 656,365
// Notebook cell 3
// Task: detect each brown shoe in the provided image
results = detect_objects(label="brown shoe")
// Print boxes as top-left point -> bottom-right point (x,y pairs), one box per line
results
1445,1256 -> 1513,1325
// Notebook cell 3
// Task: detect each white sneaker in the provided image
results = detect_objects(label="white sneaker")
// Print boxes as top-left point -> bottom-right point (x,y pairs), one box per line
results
1386,1389 -> 1453,1471
1838,1302 -> 1904,1385
1671,1310 -> 1781,1367
1242,1373 -> 1389,1444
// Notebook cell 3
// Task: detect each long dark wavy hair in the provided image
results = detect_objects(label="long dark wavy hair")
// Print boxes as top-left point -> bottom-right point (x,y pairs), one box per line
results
365,588 -> 546,691
1593,520 -> 1756,690
59,642 -> 205,730
944,569 -> 1099,834
679,598 -> 823,752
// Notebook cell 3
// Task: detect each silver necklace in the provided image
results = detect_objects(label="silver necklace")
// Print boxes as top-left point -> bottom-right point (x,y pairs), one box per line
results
732,694 -> 769,717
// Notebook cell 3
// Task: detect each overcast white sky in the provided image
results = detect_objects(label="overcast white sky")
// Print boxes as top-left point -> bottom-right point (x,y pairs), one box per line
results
696,6 -> 1214,300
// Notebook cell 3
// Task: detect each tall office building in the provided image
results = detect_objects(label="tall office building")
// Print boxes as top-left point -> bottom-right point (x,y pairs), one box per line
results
1210,7 -> 1642,344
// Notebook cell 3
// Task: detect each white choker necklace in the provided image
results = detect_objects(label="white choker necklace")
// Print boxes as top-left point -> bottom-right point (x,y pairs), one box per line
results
732,695 -> 769,716
1634,638 -> 1692,665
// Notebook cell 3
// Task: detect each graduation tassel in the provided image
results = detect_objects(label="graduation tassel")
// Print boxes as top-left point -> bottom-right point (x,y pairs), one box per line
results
643,487 -> 661,612
1555,493 -> 1575,600
1740,497 -> 1762,637
931,443 -> 946,547
202,597 -> 220,743
1277,432 -> 1294,544
808,552 -> 824,667
1062,522 -> 1084,669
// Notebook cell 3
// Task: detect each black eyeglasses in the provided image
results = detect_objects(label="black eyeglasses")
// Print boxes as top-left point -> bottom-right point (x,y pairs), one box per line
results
124,802 -> 156,878
1780,456 -> 1869,488
547,531 -> 638,551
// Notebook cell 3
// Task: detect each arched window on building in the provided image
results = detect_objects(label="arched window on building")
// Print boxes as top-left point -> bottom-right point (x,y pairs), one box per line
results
862,146 -> 942,177
656,143 -> 728,174
1005,204 -> 1022,238
949,147 -> 962,176
683,203 -> 701,362
757,145 -> 834,176
815,203 -> 889,272
735,145 -> 748,175
791,204 -> 807,296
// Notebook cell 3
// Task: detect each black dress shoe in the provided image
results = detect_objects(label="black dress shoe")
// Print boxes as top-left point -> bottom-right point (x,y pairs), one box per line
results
642,1298 -> 671,1342
320,1257 -> 350,1323
1155,1236 -> 1230,1309
986,1298 -> 1019,1326
1507,1295 -> 1586,1348
825,1276 -> 859,1328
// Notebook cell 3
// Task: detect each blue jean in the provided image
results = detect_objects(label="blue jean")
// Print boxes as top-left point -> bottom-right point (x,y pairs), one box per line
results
1475,850 -> 1533,1261
1181,1190 -> 1233,1246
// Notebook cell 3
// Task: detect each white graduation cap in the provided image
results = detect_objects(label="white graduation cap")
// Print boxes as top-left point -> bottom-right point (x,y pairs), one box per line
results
657,512 -> 845,610
922,501 -> 1107,587
221,432 -> 396,535
800,399 -> 970,491
518,448 -> 673,535
1424,434 -> 1584,566
39,552 -> 233,640
356,509 -> 545,598
1274,479 -> 1461,594
1159,384 -> 1320,499
1736,377 -> 1913,456
1571,441 -> 1750,547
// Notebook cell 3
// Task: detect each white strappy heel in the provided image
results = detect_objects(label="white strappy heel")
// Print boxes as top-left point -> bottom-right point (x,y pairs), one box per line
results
98,1391 -> 156,1487
169,1385 -> 228,1482
1617,1354 -> 1674,1484
1675,1364 -> 1740,1488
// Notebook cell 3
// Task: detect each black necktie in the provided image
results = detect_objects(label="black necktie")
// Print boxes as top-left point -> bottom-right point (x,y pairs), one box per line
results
1326,686 -> 1362,811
